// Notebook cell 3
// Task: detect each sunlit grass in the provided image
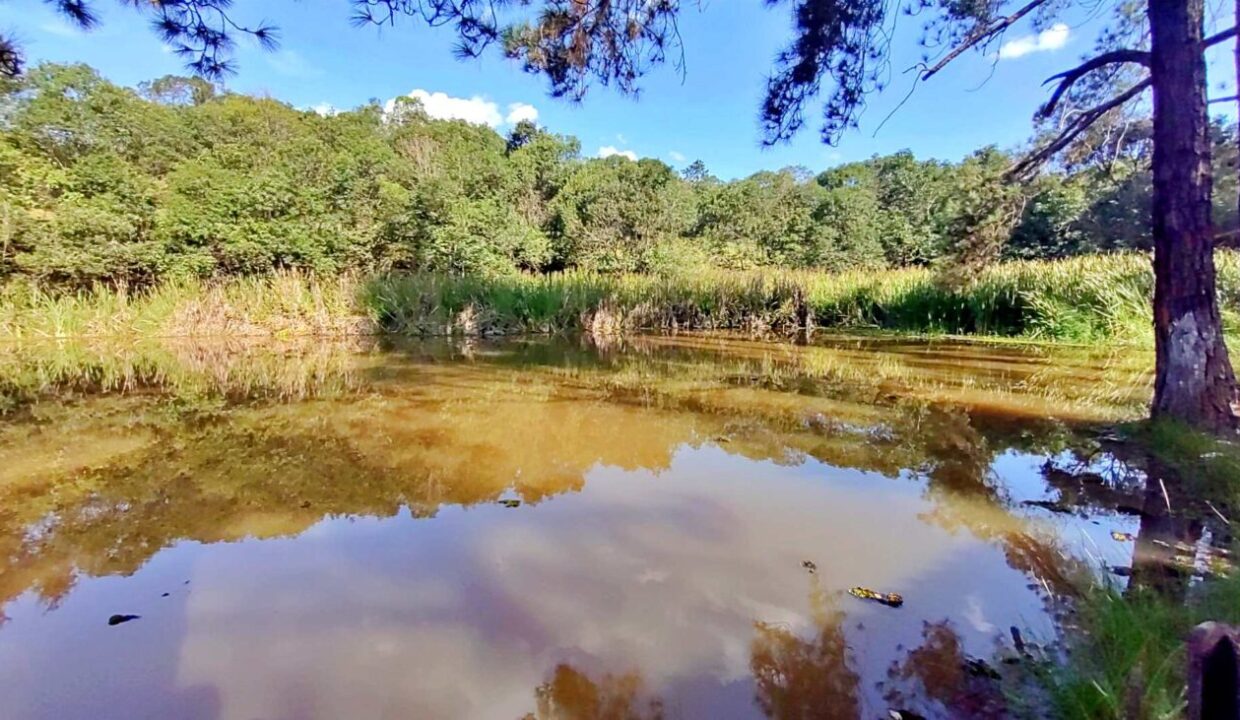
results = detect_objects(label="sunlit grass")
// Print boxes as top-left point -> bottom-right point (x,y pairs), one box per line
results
0,273 -> 369,339
1046,572 -> 1240,720
1,251 -> 1237,342
357,251 -> 1239,342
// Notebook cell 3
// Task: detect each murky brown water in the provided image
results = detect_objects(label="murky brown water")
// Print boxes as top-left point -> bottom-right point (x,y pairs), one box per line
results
0,334 -> 1157,719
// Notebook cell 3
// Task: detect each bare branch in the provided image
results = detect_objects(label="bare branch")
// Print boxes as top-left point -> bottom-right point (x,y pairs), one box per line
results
1210,94 -> 1240,104
1204,25 -> 1238,48
1009,77 -> 1152,180
918,0 -> 1050,81
1038,49 -> 1151,119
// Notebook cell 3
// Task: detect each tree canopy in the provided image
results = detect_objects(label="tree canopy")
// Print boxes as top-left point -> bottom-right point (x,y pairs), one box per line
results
0,63 -> 1226,287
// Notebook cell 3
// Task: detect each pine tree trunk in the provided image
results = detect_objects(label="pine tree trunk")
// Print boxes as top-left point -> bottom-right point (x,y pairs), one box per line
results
1148,0 -> 1239,433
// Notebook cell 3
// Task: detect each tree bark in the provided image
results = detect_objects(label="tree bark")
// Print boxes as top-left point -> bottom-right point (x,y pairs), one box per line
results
1148,0 -> 1239,434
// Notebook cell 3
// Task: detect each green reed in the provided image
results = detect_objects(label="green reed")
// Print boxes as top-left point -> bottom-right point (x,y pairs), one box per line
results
359,252 -> 1237,342
0,252 -> 1235,343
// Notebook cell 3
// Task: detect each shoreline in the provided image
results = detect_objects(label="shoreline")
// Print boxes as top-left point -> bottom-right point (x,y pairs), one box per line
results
3,252 -> 1233,345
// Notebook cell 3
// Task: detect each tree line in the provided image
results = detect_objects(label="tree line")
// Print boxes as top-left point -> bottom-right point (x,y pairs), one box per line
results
4,63 -> 1228,288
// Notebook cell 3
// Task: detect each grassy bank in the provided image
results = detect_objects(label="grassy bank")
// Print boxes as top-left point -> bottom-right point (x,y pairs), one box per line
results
1043,422 -> 1240,719
2,252 -> 1238,342
1048,574 -> 1240,719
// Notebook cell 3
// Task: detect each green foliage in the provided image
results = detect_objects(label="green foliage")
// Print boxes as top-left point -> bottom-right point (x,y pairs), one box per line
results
1007,174 -> 1095,260
7,251 -> 1234,344
0,63 -> 1228,291
1047,541 -> 1240,720
422,199 -> 550,275
551,157 -> 697,272
696,168 -> 866,270
1049,583 -> 1199,720
817,151 -> 950,266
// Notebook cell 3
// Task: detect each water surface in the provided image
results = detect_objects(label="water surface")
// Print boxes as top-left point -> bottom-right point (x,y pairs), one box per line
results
0,334 -> 1157,719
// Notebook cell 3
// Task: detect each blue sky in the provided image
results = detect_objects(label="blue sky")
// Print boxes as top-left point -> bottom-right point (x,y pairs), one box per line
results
3,0 -> 1237,179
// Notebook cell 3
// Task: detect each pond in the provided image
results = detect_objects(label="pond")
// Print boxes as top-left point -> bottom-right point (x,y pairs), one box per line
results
0,334 -> 1162,719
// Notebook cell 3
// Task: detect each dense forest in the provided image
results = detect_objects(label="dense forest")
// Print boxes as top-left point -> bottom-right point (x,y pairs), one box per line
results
1,63 -> 1236,288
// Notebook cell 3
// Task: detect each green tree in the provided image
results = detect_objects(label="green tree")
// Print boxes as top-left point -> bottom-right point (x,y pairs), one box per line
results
551,157 -> 695,272
818,152 -> 954,267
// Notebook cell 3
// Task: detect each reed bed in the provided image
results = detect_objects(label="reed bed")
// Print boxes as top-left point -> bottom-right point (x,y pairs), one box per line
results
0,274 -> 369,339
0,252 -> 1235,343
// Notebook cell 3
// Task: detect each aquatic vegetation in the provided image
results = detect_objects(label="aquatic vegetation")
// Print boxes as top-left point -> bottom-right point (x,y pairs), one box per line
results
332,252 -> 1240,342
1,252 -> 1235,344
0,273 -> 369,339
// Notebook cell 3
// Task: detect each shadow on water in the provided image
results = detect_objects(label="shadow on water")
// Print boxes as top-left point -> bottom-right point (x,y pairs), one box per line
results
0,332 -> 1180,719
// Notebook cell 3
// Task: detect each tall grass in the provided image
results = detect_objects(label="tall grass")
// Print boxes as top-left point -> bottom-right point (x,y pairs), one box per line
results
1,252 -> 1236,342
330,251 -> 1240,342
0,273 -> 369,339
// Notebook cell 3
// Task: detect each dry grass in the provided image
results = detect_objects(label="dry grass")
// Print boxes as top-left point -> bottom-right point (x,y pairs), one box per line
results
0,273 -> 371,339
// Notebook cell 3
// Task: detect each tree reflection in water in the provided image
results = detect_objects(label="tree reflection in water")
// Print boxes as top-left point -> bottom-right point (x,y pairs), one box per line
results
0,335 -> 1160,718
881,620 -> 1008,720
525,664 -> 664,720
749,580 -> 860,719
521,580 -> 866,720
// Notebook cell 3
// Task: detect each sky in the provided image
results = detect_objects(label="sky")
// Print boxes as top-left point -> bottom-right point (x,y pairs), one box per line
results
2,0 -> 1238,179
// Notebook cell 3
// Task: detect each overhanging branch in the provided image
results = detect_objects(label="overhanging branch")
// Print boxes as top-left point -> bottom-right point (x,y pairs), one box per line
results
1038,49 -> 1151,119
919,0 -> 1050,80
1013,23 -> 1236,177
1008,77 -> 1152,180
1204,25 -> 1238,48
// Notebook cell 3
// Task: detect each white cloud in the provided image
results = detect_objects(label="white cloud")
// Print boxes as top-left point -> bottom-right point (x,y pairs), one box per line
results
668,151 -> 687,163
310,103 -> 338,117
616,133 -> 628,144
998,23 -> 1070,60
598,146 -> 638,161
386,90 -> 501,126
266,49 -> 320,78
384,90 -> 539,128
505,102 -> 539,124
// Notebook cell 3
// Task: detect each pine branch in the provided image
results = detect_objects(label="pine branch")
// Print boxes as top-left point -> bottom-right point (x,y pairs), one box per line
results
1038,49 -> 1151,119
1204,25 -> 1238,48
918,0 -> 1051,81
1008,78 -> 1152,180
